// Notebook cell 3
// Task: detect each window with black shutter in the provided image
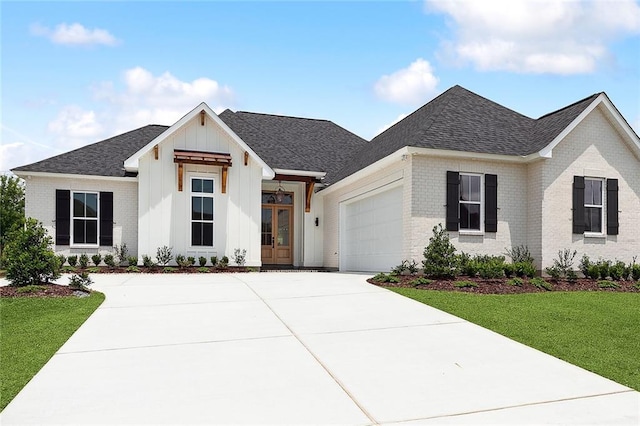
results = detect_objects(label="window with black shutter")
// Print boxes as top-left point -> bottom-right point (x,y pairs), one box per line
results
55,190 -> 71,245
446,171 -> 460,231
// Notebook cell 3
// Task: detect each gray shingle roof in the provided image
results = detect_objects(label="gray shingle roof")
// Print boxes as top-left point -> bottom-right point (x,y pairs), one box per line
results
219,110 -> 368,184
331,85 -> 599,183
13,125 -> 169,177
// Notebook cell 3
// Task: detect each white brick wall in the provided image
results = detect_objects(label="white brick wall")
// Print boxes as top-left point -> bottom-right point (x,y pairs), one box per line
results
23,176 -> 138,257
538,105 -> 640,268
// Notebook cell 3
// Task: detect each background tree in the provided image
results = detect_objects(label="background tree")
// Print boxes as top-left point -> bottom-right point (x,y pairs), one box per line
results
0,174 -> 25,253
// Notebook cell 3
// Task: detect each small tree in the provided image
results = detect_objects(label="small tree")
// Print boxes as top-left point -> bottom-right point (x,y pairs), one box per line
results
2,218 -> 60,286
422,224 -> 458,278
156,246 -> 173,266
0,174 -> 25,254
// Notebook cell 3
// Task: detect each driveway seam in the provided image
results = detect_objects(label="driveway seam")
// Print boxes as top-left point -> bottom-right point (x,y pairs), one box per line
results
306,320 -> 467,336
385,389 -> 638,424
232,274 -> 380,425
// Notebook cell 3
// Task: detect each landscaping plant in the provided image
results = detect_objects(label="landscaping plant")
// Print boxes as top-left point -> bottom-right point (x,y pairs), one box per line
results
91,253 -> 102,267
78,253 -> 89,268
68,272 -> 93,290
156,246 -> 173,266
56,254 -> 67,267
504,245 -> 534,264
142,255 -> 155,268
233,249 -> 247,267
210,256 -> 218,267
187,256 -> 196,266
127,256 -> 138,267
67,255 -> 78,267
198,256 -> 207,267
219,256 -> 229,268
422,224 -> 458,278
113,243 -> 128,266
545,249 -> 577,280
2,218 -> 61,287
103,254 -> 116,268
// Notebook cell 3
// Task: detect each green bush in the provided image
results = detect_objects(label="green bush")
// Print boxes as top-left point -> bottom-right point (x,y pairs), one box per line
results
598,260 -> 611,280
632,264 -> 640,281
113,243 -> 129,266
126,265 -> 140,273
531,277 -> 552,291
598,280 -> 620,289
233,249 -> 246,267
127,256 -> 138,267
567,269 -> 578,282
16,284 -> 47,293
477,256 -> 505,279
372,272 -> 400,283
392,259 -> 419,275
78,253 -> 89,268
187,256 -> 196,266
67,255 -> 78,267
156,246 -> 173,266
2,218 -> 61,287
163,266 -> 177,273
507,277 -> 524,287
515,261 -> 536,278
56,254 -> 67,267
68,272 -> 93,290
422,224 -> 458,278
87,267 -> 100,273
504,245 -> 533,264
198,256 -> 207,267
609,261 -> 626,281
103,254 -> 116,268
587,264 -> 600,279
91,253 -> 102,267
142,255 -> 155,268
210,256 -> 218,267
454,280 -> 477,288
219,256 -> 229,268
458,253 -> 477,277
579,254 -> 591,277
545,249 -> 577,280
503,263 -> 515,278
411,277 -> 433,286
197,267 -> 209,273
175,254 -> 189,268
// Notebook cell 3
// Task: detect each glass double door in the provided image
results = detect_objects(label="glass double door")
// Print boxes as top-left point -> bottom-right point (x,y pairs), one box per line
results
261,205 -> 293,265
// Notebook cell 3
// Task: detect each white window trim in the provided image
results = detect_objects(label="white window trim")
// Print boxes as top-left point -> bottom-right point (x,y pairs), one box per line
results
70,191 -> 100,248
459,173 -> 484,234
584,177 -> 605,237
188,174 -> 217,250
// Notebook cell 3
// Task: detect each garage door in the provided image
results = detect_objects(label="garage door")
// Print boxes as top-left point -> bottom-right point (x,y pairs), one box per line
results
341,185 -> 403,272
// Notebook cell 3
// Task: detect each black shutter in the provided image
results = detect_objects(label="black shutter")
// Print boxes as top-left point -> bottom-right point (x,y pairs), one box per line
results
99,192 -> 114,246
55,190 -> 70,245
606,179 -> 618,235
485,174 -> 498,233
446,171 -> 460,231
572,176 -> 585,234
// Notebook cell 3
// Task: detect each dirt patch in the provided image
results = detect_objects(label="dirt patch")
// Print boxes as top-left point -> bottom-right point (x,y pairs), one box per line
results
368,275 -> 640,294
0,284 -> 90,298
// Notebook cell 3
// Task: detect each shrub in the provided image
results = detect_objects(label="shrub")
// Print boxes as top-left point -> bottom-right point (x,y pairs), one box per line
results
16,284 -> 47,294
187,256 -> 196,266
458,253 -> 478,277
609,261 -> 626,281
67,255 -> 78,267
57,254 -> 67,267
531,277 -> 552,291
2,218 -> 61,287
545,265 -> 562,280
545,249 -> 577,280
477,256 -> 505,279
68,272 -> 93,290
142,255 -> 155,268
198,256 -> 207,267
233,249 -> 247,266
597,260 -> 611,280
454,280 -> 477,288
126,265 -> 140,273
503,263 -> 515,278
515,261 -> 536,278
176,255 -> 190,268
504,245 -> 533,264
210,256 -> 218,267
197,267 -> 209,273
163,267 -> 177,273
156,246 -> 173,266
632,264 -> 640,281
422,224 -> 458,279
372,272 -> 400,283
579,254 -> 591,277
567,269 -> 578,282
78,253 -> 89,268
113,243 -> 129,266
507,277 -> 524,287
87,267 -> 100,273
219,256 -> 229,268
91,253 -> 102,267
411,277 -> 433,286
587,264 -> 600,280
62,266 -> 77,273
598,280 -> 620,289
392,259 -> 419,275
103,254 -> 116,268
127,256 -> 138,267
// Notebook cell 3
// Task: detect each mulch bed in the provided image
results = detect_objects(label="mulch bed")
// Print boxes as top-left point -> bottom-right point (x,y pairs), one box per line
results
0,284 -> 89,298
63,266 -> 252,274
368,275 -> 640,294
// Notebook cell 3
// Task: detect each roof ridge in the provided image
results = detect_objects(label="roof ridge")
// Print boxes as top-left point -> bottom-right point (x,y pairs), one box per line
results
235,110 -> 331,123
537,92 -> 601,120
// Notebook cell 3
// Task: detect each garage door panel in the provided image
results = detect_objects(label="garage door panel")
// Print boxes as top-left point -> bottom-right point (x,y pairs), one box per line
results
342,186 -> 402,272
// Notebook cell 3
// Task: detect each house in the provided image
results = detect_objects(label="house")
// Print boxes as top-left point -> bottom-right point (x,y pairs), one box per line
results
12,85 -> 640,272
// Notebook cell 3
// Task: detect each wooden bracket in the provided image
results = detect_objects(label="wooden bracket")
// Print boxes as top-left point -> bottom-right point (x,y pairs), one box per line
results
244,151 -> 249,166
221,166 -> 228,194
177,163 -> 184,192
305,181 -> 315,213
200,110 -> 205,126
153,145 -> 159,160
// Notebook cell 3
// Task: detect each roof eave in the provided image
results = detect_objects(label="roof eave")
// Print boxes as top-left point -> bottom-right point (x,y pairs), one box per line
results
12,170 -> 138,182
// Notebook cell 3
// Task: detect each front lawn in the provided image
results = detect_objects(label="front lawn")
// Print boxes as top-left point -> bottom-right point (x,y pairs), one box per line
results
390,288 -> 640,391
0,292 -> 105,411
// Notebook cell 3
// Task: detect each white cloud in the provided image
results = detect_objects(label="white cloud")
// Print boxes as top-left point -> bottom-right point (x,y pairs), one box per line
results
374,59 -> 439,105
375,113 -> 409,137
30,22 -> 118,46
48,106 -> 104,150
426,0 -> 640,74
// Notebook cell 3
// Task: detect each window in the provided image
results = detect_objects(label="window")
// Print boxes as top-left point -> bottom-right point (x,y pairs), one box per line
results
72,192 -> 98,245
584,178 -> 603,233
191,177 -> 214,246
459,174 -> 482,231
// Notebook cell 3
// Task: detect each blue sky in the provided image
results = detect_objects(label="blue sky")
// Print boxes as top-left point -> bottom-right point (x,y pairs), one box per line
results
2,0 -> 639,172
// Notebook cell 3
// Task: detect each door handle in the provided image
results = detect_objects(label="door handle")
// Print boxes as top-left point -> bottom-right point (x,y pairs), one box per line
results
272,236 -> 275,248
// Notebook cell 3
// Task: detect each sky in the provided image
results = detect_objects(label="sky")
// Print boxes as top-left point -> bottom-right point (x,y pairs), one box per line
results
2,0 -> 640,173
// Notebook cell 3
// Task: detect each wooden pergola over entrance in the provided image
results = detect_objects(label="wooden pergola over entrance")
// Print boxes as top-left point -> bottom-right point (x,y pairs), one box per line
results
273,173 -> 320,213
173,150 -> 232,193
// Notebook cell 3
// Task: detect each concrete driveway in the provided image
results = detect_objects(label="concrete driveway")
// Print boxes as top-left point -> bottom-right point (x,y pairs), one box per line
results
2,272 -> 638,425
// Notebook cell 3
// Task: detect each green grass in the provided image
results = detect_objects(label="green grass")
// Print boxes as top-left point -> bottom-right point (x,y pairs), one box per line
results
0,292 -> 105,411
390,289 -> 640,391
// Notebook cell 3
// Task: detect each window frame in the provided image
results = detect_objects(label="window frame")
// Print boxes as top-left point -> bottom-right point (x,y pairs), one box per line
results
189,175 -> 216,248
584,177 -> 605,237
70,191 -> 100,248
458,173 -> 484,233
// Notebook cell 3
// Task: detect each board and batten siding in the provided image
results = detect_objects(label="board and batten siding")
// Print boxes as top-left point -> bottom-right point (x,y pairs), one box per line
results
536,104 -> 640,269
137,115 -> 263,266
23,176 -> 138,257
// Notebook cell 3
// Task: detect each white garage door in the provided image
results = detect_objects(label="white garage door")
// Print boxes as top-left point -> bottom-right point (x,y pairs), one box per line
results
342,185 -> 403,272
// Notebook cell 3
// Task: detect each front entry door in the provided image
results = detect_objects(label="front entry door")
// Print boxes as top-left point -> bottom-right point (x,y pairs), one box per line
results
261,205 -> 293,264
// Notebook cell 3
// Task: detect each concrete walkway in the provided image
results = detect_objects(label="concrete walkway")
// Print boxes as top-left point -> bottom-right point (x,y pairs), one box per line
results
2,273 -> 638,424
